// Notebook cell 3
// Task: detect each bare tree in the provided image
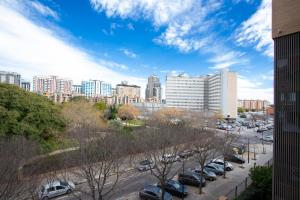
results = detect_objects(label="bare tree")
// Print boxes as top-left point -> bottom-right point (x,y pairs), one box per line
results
216,131 -> 239,178
191,130 -> 218,194
117,104 -> 140,121
0,137 -> 41,200
67,129 -> 125,200
136,125 -> 184,199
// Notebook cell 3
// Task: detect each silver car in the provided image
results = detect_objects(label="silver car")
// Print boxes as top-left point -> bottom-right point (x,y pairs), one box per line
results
38,180 -> 75,200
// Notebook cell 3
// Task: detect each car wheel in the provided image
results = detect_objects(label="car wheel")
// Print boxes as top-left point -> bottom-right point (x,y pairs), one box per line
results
66,189 -> 72,194
42,197 -> 48,200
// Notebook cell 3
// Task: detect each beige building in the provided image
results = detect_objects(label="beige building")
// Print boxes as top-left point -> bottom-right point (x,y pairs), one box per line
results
238,99 -> 270,111
116,81 -> 141,98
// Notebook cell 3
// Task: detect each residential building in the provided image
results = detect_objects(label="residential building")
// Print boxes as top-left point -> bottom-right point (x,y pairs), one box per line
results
33,75 -> 72,95
72,85 -> 82,94
102,95 -> 141,105
0,71 -> 21,86
273,1 -> 300,199
21,81 -> 30,91
32,76 -> 72,103
81,80 -> 112,98
165,69 -> 237,118
116,81 -> 141,98
133,102 -> 166,116
145,75 -> 161,102
238,99 -> 270,111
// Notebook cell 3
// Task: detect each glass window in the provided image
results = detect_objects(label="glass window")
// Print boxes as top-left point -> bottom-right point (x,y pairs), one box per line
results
47,187 -> 55,192
56,186 -> 65,190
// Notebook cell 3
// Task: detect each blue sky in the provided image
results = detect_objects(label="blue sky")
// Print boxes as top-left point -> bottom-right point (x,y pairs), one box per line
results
0,0 -> 273,102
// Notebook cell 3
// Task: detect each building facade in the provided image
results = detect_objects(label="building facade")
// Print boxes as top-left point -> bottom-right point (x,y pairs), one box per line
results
32,76 -> 72,102
116,81 -> 141,98
238,99 -> 270,111
21,81 -> 31,91
273,0 -> 300,199
145,75 -> 162,102
165,70 -> 237,118
81,80 -> 112,98
0,71 -> 21,86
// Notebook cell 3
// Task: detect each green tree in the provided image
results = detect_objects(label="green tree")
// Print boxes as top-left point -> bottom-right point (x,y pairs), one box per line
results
238,107 -> 245,113
0,84 -> 65,150
249,166 -> 272,200
95,101 -> 107,112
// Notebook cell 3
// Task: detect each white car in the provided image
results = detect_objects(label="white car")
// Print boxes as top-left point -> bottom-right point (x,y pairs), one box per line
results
38,180 -> 75,200
211,159 -> 234,171
160,154 -> 181,164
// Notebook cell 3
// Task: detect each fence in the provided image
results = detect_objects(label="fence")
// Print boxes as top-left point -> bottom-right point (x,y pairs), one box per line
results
225,158 -> 273,200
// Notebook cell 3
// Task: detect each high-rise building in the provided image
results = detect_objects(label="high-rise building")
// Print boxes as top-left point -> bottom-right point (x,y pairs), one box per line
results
165,69 -> 237,118
33,76 -> 72,95
116,81 -> 140,98
273,1 -> 300,199
21,81 -> 31,91
145,75 -> 161,102
0,71 -> 21,86
81,80 -> 112,98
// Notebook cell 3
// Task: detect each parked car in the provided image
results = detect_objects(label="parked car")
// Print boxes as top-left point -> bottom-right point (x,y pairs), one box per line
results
192,168 -> 217,181
157,180 -> 188,198
178,171 -> 206,187
266,125 -> 273,130
257,127 -> 268,132
38,180 -> 75,200
204,163 -> 224,175
261,135 -> 273,142
178,150 -> 194,159
210,159 -> 234,171
137,160 -> 154,172
139,185 -> 173,200
225,154 -> 245,164
231,144 -> 246,154
160,154 -> 181,164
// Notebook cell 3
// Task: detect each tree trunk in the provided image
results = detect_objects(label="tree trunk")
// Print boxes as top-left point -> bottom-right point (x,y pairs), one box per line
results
199,168 -> 203,194
223,156 -> 226,178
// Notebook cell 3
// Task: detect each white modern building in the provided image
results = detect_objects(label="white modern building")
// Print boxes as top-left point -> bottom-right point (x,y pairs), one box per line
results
165,69 -> 237,118
81,80 -> 112,98
0,71 -> 21,86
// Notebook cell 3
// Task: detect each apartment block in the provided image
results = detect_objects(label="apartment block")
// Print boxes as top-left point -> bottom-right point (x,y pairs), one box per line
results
165,69 -> 237,118
0,71 -> 21,86
33,76 -> 72,95
21,81 -> 31,91
238,99 -> 270,111
116,81 -> 141,98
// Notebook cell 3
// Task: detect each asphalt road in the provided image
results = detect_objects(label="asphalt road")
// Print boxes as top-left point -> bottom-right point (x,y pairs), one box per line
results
52,126 -> 273,200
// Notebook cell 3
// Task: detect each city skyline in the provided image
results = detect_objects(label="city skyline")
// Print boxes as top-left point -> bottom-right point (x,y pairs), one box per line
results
0,0 -> 273,102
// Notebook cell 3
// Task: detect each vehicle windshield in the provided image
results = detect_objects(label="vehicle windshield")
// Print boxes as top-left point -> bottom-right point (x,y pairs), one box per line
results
170,181 -> 181,189
41,186 -> 45,192
60,181 -> 68,186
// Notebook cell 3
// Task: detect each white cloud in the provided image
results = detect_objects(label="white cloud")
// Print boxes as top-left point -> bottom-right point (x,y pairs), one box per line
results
90,0 -> 244,68
119,48 -> 137,58
30,1 -> 59,20
0,2 -> 146,94
234,0 -> 273,57
209,51 -> 247,69
238,76 -> 273,103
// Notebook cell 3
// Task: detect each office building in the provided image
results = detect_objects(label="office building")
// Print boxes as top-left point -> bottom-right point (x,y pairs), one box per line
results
116,81 -> 141,98
81,80 -> 112,98
21,81 -> 31,91
0,71 -> 21,86
273,1 -> 300,199
165,69 -> 237,118
145,75 -> 162,102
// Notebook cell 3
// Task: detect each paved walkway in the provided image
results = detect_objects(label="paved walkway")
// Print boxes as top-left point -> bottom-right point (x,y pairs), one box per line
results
178,143 -> 273,200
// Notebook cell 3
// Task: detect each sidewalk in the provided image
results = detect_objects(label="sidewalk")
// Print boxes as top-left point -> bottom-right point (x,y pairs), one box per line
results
181,143 -> 273,200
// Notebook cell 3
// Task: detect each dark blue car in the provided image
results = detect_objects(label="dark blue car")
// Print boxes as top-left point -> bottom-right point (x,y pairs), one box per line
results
157,179 -> 188,197
139,185 -> 173,200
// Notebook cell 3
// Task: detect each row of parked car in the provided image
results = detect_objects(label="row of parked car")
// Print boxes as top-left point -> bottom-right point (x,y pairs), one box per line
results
139,158 -> 242,200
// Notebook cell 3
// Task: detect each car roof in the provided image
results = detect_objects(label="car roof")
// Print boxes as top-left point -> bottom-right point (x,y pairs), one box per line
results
43,181 -> 62,189
144,185 -> 160,193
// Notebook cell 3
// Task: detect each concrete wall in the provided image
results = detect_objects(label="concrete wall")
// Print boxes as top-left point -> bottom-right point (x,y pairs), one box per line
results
272,0 -> 300,38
